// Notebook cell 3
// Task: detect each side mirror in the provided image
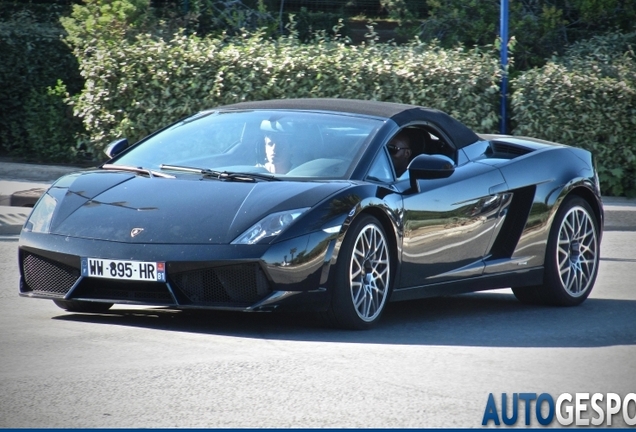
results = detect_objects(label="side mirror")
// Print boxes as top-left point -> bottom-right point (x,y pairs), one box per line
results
408,154 -> 455,192
104,138 -> 129,159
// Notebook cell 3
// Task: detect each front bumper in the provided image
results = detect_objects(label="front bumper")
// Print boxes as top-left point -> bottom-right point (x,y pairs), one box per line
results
18,230 -> 337,312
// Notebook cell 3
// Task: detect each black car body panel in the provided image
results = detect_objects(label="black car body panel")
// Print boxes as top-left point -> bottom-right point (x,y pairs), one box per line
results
43,170 -> 351,244
18,99 -> 603,327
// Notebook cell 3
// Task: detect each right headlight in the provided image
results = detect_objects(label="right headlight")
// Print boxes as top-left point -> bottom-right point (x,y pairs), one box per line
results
24,192 -> 57,234
231,208 -> 309,245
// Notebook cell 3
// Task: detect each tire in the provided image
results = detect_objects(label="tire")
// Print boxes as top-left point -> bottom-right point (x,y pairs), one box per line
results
513,195 -> 600,306
324,215 -> 393,330
53,299 -> 113,313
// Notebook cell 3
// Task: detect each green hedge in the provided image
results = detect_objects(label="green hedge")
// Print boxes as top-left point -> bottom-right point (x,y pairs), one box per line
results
511,32 -> 636,197
0,12 -> 85,162
398,0 -> 636,70
72,32 -> 502,154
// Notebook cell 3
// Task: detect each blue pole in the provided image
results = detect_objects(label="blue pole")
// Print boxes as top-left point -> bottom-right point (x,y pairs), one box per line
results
500,0 -> 509,134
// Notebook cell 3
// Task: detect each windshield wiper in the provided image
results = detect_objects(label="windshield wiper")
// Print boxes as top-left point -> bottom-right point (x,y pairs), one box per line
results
160,164 -> 280,182
102,164 -> 175,179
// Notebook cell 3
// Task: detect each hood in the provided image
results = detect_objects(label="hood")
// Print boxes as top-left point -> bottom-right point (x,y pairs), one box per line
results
45,170 -> 348,244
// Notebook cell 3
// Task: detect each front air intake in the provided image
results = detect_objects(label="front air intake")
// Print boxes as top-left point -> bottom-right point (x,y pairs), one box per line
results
170,263 -> 271,306
22,253 -> 80,296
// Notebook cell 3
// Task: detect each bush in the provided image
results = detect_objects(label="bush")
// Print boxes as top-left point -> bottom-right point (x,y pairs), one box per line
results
293,8 -> 349,42
421,0 -> 636,69
68,29 -> 502,156
22,80 -> 90,162
511,32 -> 636,197
60,0 -> 154,47
0,11 -> 84,161
177,0 -> 278,38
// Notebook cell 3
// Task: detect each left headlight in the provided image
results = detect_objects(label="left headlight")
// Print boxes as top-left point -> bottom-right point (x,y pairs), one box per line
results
24,192 -> 57,234
232,208 -> 310,245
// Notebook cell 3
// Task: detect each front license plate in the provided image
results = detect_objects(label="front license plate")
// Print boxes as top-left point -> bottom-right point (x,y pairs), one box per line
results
81,258 -> 166,282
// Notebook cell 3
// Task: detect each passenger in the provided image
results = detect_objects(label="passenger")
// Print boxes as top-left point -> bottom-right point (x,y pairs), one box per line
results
387,130 -> 412,177
261,133 -> 292,174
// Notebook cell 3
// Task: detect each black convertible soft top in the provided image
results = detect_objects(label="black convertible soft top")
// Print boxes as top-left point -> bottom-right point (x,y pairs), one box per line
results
218,98 -> 480,149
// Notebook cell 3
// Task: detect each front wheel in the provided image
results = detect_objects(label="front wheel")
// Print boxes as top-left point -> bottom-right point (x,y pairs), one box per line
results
53,299 -> 113,313
513,195 -> 600,306
324,215 -> 393,330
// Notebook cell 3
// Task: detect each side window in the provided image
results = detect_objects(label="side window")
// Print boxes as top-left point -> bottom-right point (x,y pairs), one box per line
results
366,150 -> 394,183
394,126 -> 457,162
380,125 -> 458,182
386,129 -> 414,178
424,129 -> 456,161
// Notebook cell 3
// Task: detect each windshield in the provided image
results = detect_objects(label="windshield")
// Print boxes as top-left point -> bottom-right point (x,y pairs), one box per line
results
111,110 -> 383,179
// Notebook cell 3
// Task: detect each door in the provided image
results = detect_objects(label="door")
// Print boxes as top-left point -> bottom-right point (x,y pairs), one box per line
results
399,160 -> 507,287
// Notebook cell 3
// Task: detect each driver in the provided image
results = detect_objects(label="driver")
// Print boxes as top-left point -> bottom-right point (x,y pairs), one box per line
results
261,133 -> 292,174
387,131 -> 412,177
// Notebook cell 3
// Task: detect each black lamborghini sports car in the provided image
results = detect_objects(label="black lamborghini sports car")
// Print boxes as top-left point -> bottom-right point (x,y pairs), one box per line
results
18,99 -> 603,329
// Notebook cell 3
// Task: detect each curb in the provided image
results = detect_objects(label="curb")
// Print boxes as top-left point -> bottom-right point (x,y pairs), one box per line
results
0,161 -> 88,183
0,207 -> 32,235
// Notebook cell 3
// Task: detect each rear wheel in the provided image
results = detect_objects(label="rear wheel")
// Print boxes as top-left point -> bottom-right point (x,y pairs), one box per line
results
513,195 -> 600,306
53,299 -> 113,313
324,215 -> 392,330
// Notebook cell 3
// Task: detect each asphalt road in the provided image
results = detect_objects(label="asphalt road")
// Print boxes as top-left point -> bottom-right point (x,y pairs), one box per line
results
1,231 -> 635,428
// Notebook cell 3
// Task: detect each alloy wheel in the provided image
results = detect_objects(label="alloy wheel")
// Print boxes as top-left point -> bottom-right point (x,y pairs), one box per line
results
349,223 -> 390,322
556,205 -> 599,297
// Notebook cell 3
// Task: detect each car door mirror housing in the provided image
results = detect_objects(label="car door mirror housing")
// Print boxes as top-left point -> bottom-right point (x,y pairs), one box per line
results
104,138 -> 129,159
408,154 -> 455,191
